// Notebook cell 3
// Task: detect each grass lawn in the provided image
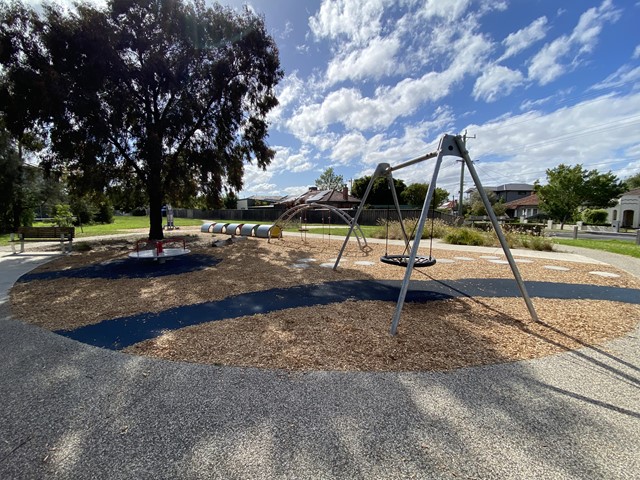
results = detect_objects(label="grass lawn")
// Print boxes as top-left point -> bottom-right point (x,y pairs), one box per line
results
0,216 -> 205,246
553,238 -> 640,259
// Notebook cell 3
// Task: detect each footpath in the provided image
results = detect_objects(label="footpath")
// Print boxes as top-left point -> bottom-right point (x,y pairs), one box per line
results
0,238 -> 638,479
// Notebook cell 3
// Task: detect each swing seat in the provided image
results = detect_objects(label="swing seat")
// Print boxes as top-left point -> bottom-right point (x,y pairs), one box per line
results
380,254 -> 436,268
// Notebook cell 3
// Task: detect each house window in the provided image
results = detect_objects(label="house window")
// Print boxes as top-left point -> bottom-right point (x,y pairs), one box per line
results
518,191 -> 527,195
612,210 -> 617,220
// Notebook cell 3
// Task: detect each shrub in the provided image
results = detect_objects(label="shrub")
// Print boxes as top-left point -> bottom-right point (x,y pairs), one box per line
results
132,207 -> 147,216
581,209 -> 608,225
443,227 -> 490,246
53,204 -> 74,227
94,200 -> 114,224
70,197 -> 95,225
372,217 -> 452,240
518,235 -> 554,251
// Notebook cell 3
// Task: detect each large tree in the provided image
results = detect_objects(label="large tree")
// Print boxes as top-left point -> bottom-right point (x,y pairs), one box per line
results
0,0 -> 282,239
314,167 -> 344,190
401,182 -> 449,209
466,189 -> 506,217
535,164 -> 624,227
624,172 -> 640,191
351,175 -> 407,206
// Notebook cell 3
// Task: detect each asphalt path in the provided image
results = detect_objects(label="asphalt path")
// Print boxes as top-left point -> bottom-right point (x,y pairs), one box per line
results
0,244 -> 639,479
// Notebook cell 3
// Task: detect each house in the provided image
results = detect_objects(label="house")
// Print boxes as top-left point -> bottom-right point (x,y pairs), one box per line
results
275,186 -> 360,209
237,195 -> 284,210
503,193 -> 541,220
466,183 -> 535,203
608,188 -> 640,228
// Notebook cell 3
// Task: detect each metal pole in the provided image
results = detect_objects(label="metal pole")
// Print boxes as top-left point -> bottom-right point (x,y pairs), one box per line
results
454,136 -> 540,323
458,160 -> 465,216
389,150 -> 439,172
333,163 -> 389,270
389,136 -> 455,335
388,175 -> 411,250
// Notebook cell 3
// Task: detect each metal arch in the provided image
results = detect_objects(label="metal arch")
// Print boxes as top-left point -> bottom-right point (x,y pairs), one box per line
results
274,203 -> 370,251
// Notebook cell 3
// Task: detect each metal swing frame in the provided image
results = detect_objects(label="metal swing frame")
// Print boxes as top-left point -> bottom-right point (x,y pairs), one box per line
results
334,134 -> 539,335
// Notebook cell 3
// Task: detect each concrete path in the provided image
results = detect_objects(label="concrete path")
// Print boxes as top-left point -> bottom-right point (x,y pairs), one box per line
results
0,246 -> 639,479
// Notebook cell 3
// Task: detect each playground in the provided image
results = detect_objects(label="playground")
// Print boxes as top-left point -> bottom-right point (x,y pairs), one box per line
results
9,230 -> 640,371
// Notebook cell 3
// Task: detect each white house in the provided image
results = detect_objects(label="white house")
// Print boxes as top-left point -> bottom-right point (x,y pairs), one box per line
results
608,188 -> 640,228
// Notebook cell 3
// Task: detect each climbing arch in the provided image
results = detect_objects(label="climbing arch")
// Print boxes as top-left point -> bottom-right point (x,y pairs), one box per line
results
274,203 -> 370,252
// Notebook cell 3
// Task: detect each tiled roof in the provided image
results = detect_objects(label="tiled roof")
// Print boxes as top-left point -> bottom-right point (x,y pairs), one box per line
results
503,193 -> 539,208
623,188 -> 640,197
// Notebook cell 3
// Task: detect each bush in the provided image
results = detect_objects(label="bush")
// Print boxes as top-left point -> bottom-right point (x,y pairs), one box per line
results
70,197 -> 95,225
132,207 -> 147,216
94,200 -> 114,224
443,227 -> 490,246
372,217 -> 452,240
53,204 -> 74,227
581,209 -> 608,225
518,234 -> 554,251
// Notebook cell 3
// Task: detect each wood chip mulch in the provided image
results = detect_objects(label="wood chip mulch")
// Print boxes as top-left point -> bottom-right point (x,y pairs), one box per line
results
10,234 -> 640,372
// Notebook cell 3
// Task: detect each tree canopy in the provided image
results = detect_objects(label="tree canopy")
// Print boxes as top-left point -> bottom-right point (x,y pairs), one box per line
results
624,173 -> 640,191
466,189 -> 506,217
0,0 -> 282,239
400,182 -> 449,209
314,167 -> 344,190
535,164 -> 624,225
351,176 -> 407,206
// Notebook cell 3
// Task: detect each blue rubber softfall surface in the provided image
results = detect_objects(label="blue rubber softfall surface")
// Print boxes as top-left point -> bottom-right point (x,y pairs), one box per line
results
54,279 -> 640,350
16,254 -> 221,281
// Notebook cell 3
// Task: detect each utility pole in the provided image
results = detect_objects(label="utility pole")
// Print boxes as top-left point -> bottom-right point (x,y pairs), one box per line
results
458,129 -> 475,216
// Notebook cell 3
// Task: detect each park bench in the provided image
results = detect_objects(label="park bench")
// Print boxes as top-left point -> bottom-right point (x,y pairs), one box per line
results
11,226 -> 75,254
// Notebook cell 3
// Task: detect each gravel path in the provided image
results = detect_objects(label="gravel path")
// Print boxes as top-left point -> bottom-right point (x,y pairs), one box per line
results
0,246 -> 639,479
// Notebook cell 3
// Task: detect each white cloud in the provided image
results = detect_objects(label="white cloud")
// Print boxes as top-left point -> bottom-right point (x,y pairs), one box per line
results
473,65 -> 525,102
462,92 -> 640,184
271,146 -> 315,173
325,36 -> 402,85
288,31 -> 491,138
268,72 -> 308,127
416,0 -> 472,21
528,36 -> 572,86
633,45 -> 640,59
330,132 -> 367,164
528,0 -> 621,85
591,65 -> 640,91
500,16 -> 548,60
309,0 -> 390,46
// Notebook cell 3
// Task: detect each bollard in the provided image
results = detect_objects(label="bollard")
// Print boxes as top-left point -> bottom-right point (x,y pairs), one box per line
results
572,225 -> 578,240
636,229 -> 640,246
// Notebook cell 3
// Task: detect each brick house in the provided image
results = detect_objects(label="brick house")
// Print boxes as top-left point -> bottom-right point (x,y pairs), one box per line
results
503,193 -> 541,220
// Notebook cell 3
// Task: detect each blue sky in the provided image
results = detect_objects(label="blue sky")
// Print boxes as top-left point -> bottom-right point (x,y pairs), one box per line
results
38,0 -> 640,201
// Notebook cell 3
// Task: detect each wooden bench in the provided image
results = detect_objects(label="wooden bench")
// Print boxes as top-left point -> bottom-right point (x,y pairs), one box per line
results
11,226 -> 75,254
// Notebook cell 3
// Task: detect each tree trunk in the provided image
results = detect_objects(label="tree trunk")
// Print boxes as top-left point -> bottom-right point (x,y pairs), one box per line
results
148,178 -> 164,240
11,142 -> 24,231
146,134 -> 164,240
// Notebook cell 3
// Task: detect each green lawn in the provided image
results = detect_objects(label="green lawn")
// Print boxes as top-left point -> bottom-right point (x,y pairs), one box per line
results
0,216 -> 205,246
553,238 -> 640,259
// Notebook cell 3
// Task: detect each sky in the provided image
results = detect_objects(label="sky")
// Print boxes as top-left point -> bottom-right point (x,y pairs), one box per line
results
31,0 -> 640,202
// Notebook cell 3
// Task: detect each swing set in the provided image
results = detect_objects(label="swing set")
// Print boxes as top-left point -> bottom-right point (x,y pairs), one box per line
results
334,134 -> 539,335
